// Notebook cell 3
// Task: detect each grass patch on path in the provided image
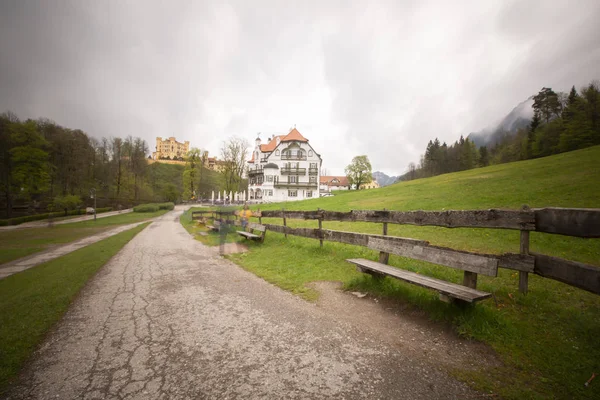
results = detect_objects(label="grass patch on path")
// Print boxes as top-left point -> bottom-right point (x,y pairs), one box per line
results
0,210 -> 168,265
228,147 -> 600,399
0,221 -> 150,393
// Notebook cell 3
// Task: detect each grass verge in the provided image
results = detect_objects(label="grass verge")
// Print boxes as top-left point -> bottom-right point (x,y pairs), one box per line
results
0,210 -> 168,265
0,221 -> 150,393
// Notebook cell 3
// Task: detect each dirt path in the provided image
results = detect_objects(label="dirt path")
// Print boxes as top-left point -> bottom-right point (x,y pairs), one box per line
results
4,208 -> 494,399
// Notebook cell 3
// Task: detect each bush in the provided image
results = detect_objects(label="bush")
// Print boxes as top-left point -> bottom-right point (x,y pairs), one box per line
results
133,204 -> 160,213
52,195 -> 83,216
133,202 -> 174,212
158,202 -> 175,210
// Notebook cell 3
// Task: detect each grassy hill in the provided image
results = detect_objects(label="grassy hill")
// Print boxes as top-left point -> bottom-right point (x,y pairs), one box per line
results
226,146 -> 600,399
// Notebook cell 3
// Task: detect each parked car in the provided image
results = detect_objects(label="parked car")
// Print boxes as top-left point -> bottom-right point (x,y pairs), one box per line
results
86,207 -> 95,215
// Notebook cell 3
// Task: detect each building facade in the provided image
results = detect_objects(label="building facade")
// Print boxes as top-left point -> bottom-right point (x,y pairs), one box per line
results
360,180 -> 380,189
247,128 -> 322,202
319,176 -> 351,193
152,137 -> 190,160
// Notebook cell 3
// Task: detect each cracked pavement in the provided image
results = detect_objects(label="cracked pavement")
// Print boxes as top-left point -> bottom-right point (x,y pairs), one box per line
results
4,208 -> 484,399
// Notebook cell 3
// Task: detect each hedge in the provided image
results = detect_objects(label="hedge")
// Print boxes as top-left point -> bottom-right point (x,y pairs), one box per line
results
133,202 -> 174,213
0,207 -> 113,226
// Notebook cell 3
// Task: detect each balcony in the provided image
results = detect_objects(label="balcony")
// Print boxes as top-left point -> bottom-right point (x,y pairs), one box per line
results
247,167 -> 264,176
280,167 -> 306,175
274,180 -> 318,188
308,168 -> 318,175
281,154 -> 307,161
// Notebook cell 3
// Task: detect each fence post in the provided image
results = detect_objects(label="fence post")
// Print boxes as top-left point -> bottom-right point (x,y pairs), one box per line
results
519,205 -> 531,294
282,208 -> 287,238
378,208 -> 389,264
318,207 -> 323,248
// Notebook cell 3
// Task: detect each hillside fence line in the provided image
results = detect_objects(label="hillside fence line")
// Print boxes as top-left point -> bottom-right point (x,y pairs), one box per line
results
192,207 -> 600,296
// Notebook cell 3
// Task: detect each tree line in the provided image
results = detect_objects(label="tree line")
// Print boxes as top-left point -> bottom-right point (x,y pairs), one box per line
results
0,112 -> 225,218
401,80 -> 600,181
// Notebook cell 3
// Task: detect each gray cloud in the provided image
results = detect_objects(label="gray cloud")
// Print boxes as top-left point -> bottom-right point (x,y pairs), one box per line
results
1,0 -> 599,176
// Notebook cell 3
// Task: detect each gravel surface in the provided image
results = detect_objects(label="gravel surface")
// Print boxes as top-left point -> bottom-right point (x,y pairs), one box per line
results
4,208 -> 492,399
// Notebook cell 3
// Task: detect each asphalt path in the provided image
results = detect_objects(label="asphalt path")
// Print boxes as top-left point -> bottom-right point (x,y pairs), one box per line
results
5,208 -> 484,399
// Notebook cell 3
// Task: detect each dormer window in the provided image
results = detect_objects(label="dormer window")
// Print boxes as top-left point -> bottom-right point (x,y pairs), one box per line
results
276,150 -> 280,156
308,150 -> 313,157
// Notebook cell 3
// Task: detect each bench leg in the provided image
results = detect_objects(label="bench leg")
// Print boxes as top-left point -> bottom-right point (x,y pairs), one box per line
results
463,271 -> 478,289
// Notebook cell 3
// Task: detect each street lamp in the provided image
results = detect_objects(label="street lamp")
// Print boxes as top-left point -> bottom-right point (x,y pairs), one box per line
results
90,188 -> 97,221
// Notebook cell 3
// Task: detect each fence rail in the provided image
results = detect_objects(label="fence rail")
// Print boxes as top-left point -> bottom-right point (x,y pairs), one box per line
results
257,207 -> 600,295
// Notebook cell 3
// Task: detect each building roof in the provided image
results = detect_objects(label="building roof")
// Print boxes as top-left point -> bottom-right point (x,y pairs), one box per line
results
264,162 -> 279,169
281,128 -> 308,142
260,135 -> 285,152
320,176 -> 350,187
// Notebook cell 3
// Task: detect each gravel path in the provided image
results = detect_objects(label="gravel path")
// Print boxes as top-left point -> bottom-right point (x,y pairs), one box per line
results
0,221 -> 147,280
4,208 -> 488,399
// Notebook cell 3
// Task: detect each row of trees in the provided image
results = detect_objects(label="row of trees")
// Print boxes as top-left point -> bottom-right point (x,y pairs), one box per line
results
0,112 -> 245,218
402,81 -> 600,181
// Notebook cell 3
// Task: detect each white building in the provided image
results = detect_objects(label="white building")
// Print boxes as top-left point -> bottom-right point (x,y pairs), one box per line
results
247,128 -> 322,202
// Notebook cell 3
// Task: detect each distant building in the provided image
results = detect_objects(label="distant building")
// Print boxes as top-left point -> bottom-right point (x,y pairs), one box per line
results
152,137 -> 190,160
247,128 -> 322,202
320,176 -> 351,193
360,180 -> 380,190
205,156 -> 228,172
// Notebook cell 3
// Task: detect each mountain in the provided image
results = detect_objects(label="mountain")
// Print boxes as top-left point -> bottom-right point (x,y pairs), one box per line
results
468,98 -> 534,147
372,171 -> 398,187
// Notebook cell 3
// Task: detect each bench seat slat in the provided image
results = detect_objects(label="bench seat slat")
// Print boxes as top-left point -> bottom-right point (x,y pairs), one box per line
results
347,258 -> 491,303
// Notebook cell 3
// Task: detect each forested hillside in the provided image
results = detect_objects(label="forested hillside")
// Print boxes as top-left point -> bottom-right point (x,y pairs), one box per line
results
402,80 -> 600,181
0,112 -> 222,218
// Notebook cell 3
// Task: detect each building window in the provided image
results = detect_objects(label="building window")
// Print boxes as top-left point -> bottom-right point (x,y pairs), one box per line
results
309,176 -> 316,183
307,191 -> 312,197
267,190 -> 273,196
276,150 -> 280,156
266,175 -> 274,182
289,176 -> 297,183
308,150 -> 313,157
288,190 -> 297,197
310,162 -> 317,169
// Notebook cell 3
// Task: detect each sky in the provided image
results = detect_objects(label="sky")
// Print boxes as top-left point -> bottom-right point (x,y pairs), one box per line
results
1,1 -> 599,176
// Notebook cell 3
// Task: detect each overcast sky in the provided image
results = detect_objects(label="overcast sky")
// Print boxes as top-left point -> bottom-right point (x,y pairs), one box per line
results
1,1 -> 599,176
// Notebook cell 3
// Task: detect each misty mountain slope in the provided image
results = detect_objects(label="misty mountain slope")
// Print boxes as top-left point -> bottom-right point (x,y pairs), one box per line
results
469,98 -> 534,147
372,171 -> 398,186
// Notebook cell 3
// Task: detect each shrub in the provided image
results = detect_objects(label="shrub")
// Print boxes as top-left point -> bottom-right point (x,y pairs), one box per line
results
52,195 -> 83,215
133,204 -> 160,213
158,202 -> 175,210
133,202 -> 174,212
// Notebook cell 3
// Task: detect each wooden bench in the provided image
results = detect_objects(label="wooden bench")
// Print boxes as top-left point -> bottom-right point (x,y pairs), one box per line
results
206,220 -> 221,232
237,223 -> 266,242
347,236 -> 497,304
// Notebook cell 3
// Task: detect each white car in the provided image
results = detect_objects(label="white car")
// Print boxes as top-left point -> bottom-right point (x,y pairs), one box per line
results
86,207 -> 95,215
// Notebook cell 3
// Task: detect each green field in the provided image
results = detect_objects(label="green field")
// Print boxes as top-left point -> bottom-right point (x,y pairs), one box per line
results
226,146 -> 600,399
0,222 -> 150,393
0,209 -> 169,265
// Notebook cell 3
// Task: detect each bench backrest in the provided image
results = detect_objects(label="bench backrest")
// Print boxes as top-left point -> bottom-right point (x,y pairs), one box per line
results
367,236 -> 498,277
248,223 -> 266,233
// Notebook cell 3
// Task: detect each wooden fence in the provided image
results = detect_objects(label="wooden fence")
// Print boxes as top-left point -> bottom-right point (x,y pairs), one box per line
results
252,207 -> 600,295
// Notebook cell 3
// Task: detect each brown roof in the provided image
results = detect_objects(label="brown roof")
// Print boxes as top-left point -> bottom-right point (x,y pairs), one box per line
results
320,176 -> 349,187
281,128 -> 308,142
259,135 -> 284,152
